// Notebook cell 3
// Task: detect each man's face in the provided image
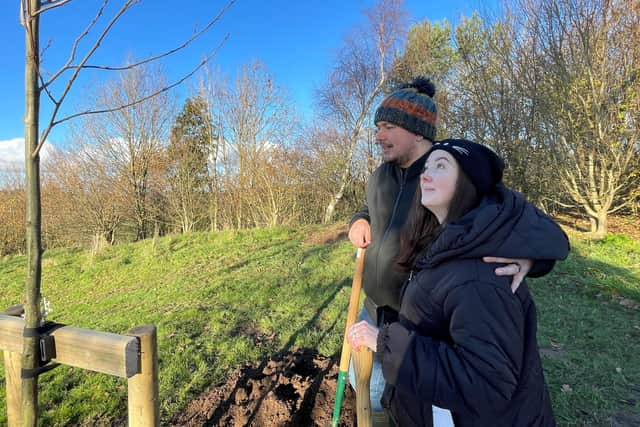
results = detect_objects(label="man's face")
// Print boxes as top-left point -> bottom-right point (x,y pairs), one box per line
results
375,121 -> 423,168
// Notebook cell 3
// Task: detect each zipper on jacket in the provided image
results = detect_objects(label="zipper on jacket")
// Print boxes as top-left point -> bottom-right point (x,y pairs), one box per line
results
376,167 -> 407,291
398,269 -> 414,303
380,167 -> 406,246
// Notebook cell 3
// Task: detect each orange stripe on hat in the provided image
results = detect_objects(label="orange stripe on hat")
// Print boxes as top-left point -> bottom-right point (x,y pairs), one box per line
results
381,98 -> 437,125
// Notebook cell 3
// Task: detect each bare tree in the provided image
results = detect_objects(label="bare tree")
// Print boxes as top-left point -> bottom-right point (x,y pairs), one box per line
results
18,0 -> 233,423
317,0 -> 407,223
215,61 -> 296,228
197,66 -> 226,231
251,145 -> 307,227
46,144 -> 127,248
524,0 -> 640,235
298,125 -> 365,223
0,169 -> 26,256
448,13 -> 557,203
72,65 -> 173,240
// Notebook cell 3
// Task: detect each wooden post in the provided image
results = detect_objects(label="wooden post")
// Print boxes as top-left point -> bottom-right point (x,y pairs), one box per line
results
127,325 -> 159,427
4,350 -> 22,426
2,306 -> 23,426
1,310 -> 154,425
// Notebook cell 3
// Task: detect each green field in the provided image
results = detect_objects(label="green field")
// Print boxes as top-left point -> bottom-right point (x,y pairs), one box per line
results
1,226 -> 638,426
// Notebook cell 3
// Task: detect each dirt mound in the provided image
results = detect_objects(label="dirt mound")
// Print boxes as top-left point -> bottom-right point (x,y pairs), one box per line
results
302,223 -> 349,245
172,348 -> 357,426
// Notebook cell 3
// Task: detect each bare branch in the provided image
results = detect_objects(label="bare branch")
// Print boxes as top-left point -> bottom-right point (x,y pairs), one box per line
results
35,0 -> 235,158
19,0 -> 26,27
608,200 -> 632,214
39,38 -> 53,64
35,33 -> 229,156
38,72 -> 57,105
82,0 -> 236,72
42,0 -> 235,90
42,0 -> 110,88
542,196 -> 575,209
33,0 -> 75,16
33,0 -> 137,157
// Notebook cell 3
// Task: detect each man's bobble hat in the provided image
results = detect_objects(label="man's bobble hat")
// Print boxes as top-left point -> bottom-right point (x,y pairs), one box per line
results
374,77 -> 437,141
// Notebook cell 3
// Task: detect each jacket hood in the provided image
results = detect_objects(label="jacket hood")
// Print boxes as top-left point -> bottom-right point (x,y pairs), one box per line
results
417,185 -> 569,269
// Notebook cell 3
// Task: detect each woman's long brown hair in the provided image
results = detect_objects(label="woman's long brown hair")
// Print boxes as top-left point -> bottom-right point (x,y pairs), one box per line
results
396,167 -> 480,271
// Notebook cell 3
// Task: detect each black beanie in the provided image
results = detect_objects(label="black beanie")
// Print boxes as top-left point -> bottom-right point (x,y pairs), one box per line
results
427,139 -> 505,197
374,77 -> 437,141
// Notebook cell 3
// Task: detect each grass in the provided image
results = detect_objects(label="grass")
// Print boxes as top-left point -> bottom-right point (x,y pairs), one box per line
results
0,224 -> 639,426
534,233 -> 640,426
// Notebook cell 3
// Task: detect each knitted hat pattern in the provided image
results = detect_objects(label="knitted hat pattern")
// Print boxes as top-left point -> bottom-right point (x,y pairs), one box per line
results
427,139 -> 505,197
374,77 -> 437,141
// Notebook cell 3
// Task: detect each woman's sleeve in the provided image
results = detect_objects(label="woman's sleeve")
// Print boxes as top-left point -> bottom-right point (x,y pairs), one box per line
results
377,282 -> 525,415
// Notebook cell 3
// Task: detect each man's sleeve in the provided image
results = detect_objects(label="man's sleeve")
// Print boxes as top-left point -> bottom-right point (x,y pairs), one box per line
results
350,204 -> 370,227
527,260 -> 555,278
522,204 -> 569,278
494,197 -> 570,278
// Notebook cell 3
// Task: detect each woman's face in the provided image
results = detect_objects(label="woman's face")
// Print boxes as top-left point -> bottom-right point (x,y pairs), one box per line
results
420,150 -> 459,223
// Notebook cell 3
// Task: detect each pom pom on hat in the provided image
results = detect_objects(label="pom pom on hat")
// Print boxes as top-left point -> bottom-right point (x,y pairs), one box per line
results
399,77 -> 435,97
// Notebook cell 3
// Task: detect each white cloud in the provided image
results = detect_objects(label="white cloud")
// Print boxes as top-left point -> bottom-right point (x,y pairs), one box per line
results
0,138 -> 55,170
0,138 -> 25,165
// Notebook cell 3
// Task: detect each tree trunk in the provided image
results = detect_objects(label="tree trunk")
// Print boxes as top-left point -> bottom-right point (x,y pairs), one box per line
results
209,193 -> 218,232
589,211 -> 608,238
323,135 -> 358,224
323,181 -> 346,224
22,1 -> 43,425
134,187 -> 148,240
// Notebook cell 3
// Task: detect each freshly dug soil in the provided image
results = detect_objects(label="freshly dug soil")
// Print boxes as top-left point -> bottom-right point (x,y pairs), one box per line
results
172,347 -> 357,426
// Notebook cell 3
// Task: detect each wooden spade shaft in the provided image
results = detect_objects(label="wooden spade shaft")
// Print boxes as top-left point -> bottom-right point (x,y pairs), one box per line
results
331,247 -> 366,427
352,347 -> 373,427
338,247 -> 366,372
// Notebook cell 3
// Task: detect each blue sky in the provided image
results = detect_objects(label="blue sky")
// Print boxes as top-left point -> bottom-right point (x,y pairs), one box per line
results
0,0 -> 493,166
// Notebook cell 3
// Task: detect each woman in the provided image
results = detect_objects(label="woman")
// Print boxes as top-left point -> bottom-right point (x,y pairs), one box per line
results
347,139 -> 569,426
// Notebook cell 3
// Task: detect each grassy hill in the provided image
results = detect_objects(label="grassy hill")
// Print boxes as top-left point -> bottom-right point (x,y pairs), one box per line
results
0,225 -> 638,426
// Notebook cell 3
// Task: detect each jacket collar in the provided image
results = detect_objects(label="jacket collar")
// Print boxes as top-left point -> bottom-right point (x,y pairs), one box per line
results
398,151 -> 430,179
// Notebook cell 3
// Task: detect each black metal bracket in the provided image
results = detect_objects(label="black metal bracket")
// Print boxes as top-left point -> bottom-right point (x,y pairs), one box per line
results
20,321 -> 64,379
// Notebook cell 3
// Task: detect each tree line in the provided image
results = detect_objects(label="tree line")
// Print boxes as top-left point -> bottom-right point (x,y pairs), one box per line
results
1,0 -> 638,257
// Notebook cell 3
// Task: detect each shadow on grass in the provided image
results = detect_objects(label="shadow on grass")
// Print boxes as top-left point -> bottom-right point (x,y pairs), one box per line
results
554,213 -> 590,233
279,276 -> 351,354
557,244 -> 640,302
216,238 -> 302,275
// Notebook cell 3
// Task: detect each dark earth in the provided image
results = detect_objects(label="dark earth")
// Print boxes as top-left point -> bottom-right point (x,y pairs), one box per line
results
172,347 -> 357,427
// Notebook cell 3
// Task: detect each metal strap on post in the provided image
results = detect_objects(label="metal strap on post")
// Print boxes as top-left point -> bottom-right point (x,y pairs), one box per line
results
20,322 -> 63,379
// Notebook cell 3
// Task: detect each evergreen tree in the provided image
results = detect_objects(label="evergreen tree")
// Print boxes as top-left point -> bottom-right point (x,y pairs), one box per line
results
167,96 -> 214,232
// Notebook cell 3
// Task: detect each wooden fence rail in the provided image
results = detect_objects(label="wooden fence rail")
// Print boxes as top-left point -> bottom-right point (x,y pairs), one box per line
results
0,308 -> 158,426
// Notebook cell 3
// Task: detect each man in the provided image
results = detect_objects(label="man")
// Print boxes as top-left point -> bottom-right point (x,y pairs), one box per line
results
348,77 -> 559,426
